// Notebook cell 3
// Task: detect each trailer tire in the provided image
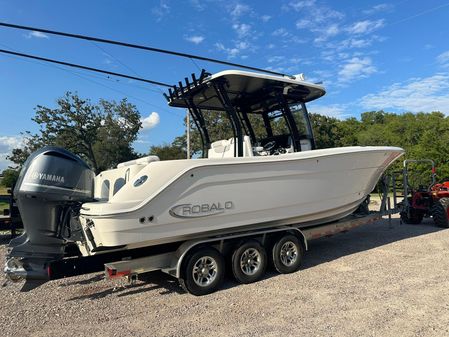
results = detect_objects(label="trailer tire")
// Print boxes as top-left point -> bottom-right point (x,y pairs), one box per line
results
179,247 -> 225,296
272,235 -> 303,274
231,240 -> 267,284
431,198 -> 449,228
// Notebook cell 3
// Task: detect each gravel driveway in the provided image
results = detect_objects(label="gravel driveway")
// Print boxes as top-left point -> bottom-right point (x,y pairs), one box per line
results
1,216 -> 449,337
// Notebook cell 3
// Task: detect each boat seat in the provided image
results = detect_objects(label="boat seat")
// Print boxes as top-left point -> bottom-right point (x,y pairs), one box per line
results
300,138 -> 312,151
242,136 -> 253,157
286,136 -> 294,153
208,139 -> 231,158
208,136 -> 253,158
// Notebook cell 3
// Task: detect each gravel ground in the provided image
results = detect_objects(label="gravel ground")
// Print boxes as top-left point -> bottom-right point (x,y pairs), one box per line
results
1,216 -> 449,337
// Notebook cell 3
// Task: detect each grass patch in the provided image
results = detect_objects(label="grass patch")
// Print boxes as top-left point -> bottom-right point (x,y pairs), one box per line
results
0,186 -> 9,195
0,202 -> 8,213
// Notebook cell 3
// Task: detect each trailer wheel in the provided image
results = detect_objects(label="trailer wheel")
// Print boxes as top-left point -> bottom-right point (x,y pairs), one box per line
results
179,247 -> 225,296
272,235 -> 303,274
231,240 -> 267,284
431,198 -> 449,228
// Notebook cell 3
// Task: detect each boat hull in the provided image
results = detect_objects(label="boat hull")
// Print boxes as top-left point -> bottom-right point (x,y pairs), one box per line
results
79,146 -> 403,253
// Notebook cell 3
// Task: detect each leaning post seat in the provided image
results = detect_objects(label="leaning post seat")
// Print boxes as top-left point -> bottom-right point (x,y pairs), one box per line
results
207,136 -> 253,158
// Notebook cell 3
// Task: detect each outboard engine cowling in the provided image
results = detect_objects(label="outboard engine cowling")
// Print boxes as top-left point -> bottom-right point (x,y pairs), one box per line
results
5,146 -> 95,286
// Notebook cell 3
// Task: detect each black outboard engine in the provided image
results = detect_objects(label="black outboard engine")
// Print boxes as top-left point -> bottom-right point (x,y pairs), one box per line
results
4,146 -> 95,287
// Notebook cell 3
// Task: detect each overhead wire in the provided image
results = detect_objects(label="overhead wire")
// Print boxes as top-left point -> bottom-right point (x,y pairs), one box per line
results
90,41 -> 167,96
91,42 -> 142,78
189,57 -> 202,72
0,46 -> 180,116
0,48 -> 172,87
0,22 -> 288,77
388,1 -> 449,25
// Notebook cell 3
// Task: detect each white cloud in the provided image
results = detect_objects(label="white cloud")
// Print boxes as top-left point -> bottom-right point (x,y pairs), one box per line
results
295,19 -> 312,29
306,103 -> 349,118
267,55 -> 285,63
322,38 -> 373,53
271,28 -> 308,44
313,24 -> 340,43
232,23 -> 251,38
134,138 -> 152,145
362,3 -> 393,15
235,41 -> 249,50
325,24 -> 340,36
346,19 -> 385,35
338,57 -> 377,83
291,1 -> 344,22
293,2 -> 344,43
272,28 -> 289,37
26,31 -> 49,39
185,35 -> 205,44
261,15 -> 271,22
230,3 -> 251,17
0,136 -> 23,171
360,74 -> 449,114
141,112 -> 160,130
311,69 -> 333,82
190,0 -> 205,11
215,42 -> 238,58
215,41 -> 251,59
437,50 -> 449,67
341,38 -> 371,49
151,0 -> 170,21
287,0 -> 316,11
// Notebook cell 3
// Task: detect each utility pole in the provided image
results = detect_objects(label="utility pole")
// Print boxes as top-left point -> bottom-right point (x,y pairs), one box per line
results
186,110 -> 190,159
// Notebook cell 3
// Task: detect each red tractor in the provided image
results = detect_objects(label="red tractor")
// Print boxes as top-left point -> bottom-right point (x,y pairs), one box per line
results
400,159 -> 449,227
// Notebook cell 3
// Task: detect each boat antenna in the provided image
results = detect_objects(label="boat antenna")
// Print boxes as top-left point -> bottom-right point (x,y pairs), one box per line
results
0,22 -> 289,78
0,48 -> 172,87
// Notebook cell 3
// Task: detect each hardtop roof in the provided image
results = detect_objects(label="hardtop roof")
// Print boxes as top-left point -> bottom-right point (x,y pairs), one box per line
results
167,70 -> 326,112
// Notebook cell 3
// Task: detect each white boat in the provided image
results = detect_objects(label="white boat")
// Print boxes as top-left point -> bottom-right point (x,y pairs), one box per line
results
5,69 -> 403,282
79,146 -> 402,251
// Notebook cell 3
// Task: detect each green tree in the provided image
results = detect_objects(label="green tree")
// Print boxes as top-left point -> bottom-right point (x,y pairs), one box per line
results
309,113 -> 343,149
0,169 -> 19,188
336,117 -> 361,146
149,142 -> 186,160
9,93 -> 142,173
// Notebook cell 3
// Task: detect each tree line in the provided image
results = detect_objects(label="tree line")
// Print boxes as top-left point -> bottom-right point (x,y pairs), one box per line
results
2,92 -> 448,187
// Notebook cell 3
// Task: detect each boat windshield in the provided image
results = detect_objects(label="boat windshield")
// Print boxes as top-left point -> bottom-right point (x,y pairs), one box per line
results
240,102 -> 314,153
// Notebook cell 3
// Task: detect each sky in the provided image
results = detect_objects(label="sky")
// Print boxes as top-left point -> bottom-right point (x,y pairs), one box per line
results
1,0 -> 449,170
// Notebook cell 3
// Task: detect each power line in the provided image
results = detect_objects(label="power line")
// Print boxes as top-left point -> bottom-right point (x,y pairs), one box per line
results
0,22 -> 288,77
92,42 -> 142,77
388,2 -> 449,26
0,47 -> 183,118
90,41 -> 166,95
0,48 -> 172,87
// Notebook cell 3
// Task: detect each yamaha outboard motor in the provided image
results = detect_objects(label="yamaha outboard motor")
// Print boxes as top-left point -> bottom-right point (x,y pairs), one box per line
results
4,146 -> 95,288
